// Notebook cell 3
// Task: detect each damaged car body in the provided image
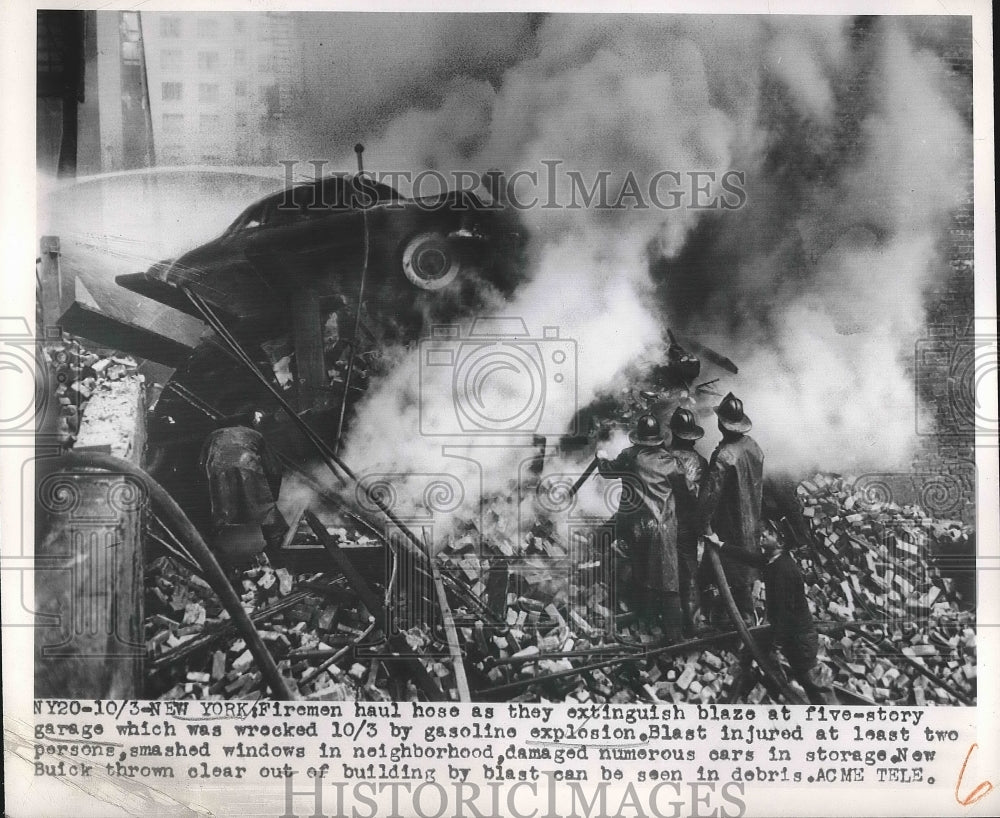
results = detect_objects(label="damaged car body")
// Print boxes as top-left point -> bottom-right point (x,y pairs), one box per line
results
102,173 -> 526,523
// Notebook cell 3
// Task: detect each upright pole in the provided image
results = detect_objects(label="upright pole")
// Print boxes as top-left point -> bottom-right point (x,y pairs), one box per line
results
334,143 -> 370,454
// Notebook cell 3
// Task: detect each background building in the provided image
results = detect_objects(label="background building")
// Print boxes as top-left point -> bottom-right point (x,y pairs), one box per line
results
142,10 -> 300,166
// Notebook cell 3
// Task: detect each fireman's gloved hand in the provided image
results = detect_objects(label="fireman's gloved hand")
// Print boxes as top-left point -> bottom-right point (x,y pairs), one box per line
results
596,449 -> 609,461
703,532 -> 724,549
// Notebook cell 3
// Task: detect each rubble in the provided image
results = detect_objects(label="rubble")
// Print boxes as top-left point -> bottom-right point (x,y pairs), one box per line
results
49,335 -> 972,704
144,513 -> 451,702
795,473 -> 976,706
42,333 -> 144,450
428,473 -> 976,706
142,470 -> 977,704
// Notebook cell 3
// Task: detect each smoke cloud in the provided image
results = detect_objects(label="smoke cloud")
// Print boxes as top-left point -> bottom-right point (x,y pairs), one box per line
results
339,13 -> 969,525
39,13 -> 970,535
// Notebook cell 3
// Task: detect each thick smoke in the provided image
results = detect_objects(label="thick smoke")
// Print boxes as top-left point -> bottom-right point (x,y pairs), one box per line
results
41,13 -> 969,531
339,14 -> 969,525
657,20 -> 969,473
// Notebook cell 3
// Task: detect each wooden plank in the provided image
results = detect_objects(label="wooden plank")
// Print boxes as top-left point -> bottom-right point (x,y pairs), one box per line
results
38,236 -> 64,330
432,561 -> 471,702
304,511 -> 446,701
150,588 -> 318,672
57,301 -> 194,367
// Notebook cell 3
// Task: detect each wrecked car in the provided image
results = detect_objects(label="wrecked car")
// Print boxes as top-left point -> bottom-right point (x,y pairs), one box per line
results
116,173 -> 524,335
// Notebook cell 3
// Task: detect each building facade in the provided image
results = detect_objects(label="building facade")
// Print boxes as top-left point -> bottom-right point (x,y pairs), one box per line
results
142,11 -> 299,166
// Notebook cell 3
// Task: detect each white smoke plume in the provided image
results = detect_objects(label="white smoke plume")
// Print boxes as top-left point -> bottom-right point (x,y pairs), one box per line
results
659,21 -> 969,474
338,14 -> 969,532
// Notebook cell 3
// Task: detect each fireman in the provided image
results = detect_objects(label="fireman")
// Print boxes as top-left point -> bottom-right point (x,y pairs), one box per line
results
697,393 -> 764,624
597,414 -> 682,644
710,531 -> 836,704
666,407 -> 708,637
200,410 -> 289,564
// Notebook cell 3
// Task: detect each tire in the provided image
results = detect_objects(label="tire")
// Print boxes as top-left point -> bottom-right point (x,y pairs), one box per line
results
400,230 -> 464,290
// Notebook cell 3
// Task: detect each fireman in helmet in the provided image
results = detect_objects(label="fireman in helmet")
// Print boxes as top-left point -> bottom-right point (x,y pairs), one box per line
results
665,407 -> 708,636
597,413 -> 683,644
200,409 -> 289,564
710,530 -> 836,704
697,392 -> 764,625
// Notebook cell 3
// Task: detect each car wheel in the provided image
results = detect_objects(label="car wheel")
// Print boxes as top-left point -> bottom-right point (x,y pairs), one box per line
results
400,231 -> 463,290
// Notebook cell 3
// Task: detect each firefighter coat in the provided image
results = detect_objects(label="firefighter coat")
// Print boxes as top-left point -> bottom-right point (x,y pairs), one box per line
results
200,426 -> 284,531
668,445 -> 708,550
597,444 -> 680,594
698,434 -> 764,586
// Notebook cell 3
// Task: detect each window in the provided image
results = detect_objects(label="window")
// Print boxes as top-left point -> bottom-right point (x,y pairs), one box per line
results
162,113 -> 184,134
159,17 -> 181,38
270,181 -> 352,226
161,49 -> 182,70
122,41 -> 141,65
199,114 -> 220,132
234,80 -> 247,98
228,201 -> 270,233
121,11 -> 142,63
261,84 -> 280,116
197,18 -> 219,38
161,82 -> 182,102
234,49 -> 246,67
197,51 -> 219,71
160,144 -> 185,163
198,84 -> 219,103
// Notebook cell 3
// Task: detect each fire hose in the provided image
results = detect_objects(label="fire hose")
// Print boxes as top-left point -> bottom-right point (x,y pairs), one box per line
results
703,543 -> 807,705
570,459 -> 806,704
44,452 -> 296,701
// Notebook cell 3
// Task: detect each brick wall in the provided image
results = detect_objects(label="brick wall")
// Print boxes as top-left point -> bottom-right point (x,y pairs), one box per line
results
910,24 -> 977,526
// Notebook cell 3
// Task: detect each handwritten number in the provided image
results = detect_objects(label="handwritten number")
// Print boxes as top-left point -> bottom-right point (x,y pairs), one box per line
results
955,743 -> 994,807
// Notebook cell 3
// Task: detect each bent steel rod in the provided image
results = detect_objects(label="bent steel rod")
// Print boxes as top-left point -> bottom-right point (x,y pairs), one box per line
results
47,452 -> 295,701
568,457 -> 600,498
278,453 -> 503,626
476,618 -> 859,698
476,624 -> 778,698
334,143 -> 371,455
843,624 -> 974,706
705,544 -> 807,705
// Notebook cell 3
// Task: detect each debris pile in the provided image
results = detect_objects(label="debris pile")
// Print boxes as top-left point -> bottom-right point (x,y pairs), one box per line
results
143,468 -> 977,704
426,474 -> 976,706
796,473 -> 976,705
143,529 -> 439,703
435,503 -> 746,705
41,333 -> 142,449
